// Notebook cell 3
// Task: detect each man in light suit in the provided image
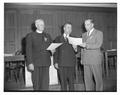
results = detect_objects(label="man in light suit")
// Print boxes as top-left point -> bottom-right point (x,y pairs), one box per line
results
54,23 -> 77,91
80,19 -> 103,91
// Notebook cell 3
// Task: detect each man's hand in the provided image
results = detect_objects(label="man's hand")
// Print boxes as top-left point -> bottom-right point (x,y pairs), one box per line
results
28,63 -> 34,71
54,63 -> 59,69
72,45 -> 77,52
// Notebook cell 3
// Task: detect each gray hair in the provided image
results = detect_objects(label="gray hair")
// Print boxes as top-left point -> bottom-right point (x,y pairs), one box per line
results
35,19 -> 44,24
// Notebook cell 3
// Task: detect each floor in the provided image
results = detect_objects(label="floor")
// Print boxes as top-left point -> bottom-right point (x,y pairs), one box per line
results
4,67 -> 117,92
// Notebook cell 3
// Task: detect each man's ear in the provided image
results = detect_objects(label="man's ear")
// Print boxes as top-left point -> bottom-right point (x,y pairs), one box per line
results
92,23 -> 94,27
63,27 -> 65,31
35,23 -> 37,28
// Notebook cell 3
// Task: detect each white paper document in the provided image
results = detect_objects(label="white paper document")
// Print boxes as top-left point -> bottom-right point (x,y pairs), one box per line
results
47,43 -> 63,51
68,37 -> 83,46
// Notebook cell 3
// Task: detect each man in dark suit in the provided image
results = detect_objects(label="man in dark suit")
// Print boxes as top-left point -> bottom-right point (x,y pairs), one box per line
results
80,19 -> 103,91
54,23 -> 77,91
26,19 -> 52,91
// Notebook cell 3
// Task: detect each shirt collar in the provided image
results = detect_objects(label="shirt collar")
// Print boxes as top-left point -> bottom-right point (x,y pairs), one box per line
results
88,28 -> 94,36
36,29 -> 43,34
63,33 -> 69,38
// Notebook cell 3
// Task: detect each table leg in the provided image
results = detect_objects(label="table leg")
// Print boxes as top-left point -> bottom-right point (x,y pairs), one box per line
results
114,56 -> 117,70
23,61 -> 26,84
105,52 -> 109,77
75,60 -> 78,83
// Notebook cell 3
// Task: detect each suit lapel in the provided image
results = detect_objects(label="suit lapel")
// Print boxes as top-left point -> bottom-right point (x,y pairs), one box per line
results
60,35 -> 66,43
90,29 -> 96,37
86,29 -> 96,41
61,35 -> 68,43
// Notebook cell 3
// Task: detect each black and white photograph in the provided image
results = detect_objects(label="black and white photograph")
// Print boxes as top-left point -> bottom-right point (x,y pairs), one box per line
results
1,1 -> 119,94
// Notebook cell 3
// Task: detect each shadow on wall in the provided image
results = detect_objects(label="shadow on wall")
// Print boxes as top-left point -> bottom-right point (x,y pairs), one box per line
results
21,22 -> 37,56
60,25 -> 64,35
21,37 -> 26,56
31,22 -> 36,32
81,23 -> 86,34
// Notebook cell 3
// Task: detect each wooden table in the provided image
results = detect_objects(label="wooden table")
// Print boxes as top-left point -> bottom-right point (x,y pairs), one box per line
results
4,55 -> 25,62
4,55 -> 25,83
104,49 -> 117,77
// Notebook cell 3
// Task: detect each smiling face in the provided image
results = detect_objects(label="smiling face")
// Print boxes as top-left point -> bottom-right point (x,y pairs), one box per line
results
84,19 -> 94,32
64,23 -> 72,35
35,19 -> 45,31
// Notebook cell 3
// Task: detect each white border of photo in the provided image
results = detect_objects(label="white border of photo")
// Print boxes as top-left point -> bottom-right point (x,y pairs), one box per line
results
1,0 -> 119,95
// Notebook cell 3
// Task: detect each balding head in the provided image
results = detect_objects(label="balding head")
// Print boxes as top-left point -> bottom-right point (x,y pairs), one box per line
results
35,19 -> 45,31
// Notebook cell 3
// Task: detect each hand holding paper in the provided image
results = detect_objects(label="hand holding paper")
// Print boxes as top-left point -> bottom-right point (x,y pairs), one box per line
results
72,45 -> 77,52
67,36 -> 86,48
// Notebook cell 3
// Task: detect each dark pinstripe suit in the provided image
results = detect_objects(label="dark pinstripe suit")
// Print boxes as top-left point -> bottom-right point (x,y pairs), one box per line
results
54,35 -> 76,91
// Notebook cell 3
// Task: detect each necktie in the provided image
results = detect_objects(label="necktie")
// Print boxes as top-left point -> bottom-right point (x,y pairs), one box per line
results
65,37 -> 69,43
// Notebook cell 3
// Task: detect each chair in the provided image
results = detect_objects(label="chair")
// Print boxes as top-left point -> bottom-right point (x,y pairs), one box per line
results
5,61 -> 18,82
4,50 -> 25,83
14,50 -> 25,83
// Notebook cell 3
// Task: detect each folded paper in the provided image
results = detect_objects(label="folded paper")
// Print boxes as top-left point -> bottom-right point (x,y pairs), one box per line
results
47,43 -> 63,51
68,37 -> 83,46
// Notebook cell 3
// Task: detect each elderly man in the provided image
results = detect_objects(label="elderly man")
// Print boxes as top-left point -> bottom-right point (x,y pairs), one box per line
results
26,19 -> 52,91
80,19 -> 103,91
54,23 -> 77,91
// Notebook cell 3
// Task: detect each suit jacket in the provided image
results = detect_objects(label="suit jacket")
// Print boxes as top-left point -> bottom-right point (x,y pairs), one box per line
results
26,31 -> 52,67
54,35 -> 76,67
81,29 -> 103,65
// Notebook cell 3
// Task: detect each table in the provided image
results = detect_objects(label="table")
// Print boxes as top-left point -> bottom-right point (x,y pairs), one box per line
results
4,55 -> 25,83
104,49 -> 117,77
4,55 -> 25,62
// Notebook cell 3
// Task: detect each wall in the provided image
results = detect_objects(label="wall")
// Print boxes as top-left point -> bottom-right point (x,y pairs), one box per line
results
4,4 -> 117,53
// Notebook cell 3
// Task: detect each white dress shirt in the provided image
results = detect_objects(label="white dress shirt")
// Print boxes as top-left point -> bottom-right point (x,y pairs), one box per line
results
63,33 -> 69,39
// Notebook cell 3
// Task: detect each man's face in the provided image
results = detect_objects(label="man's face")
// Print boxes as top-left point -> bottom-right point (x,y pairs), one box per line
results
84,20 -> 93,32
35,20 -> 45,31
64,24 -> 72,35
